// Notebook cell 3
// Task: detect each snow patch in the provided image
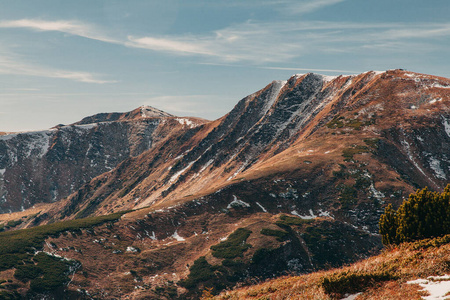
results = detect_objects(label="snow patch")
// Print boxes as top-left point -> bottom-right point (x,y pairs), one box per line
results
429,157 -> 446,180
169,161 -> 195,183
171,231 -> 185,242
442,117 -> 450,138
429,83 -> 450,89
369,184 -> 385,201
320,75 -> 338,83
291,209 -> 316,219
198,159 -> 214,174
318,210 -> 334,219
340,293 -> 362,300
0,169 -> 5,176
429,98 -> 442,104
408,274 -> 450,300
227,195 -> 250,209
74,123 -> 98,130
175,118 -> 197,128
262,80 -> 287,115
256,202 -> 267,212
126,246 -> 139,253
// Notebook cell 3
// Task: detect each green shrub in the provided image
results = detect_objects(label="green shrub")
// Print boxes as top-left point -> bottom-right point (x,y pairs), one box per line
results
0,211 -> 125,255
379,185 -> 450,245
260,228 -> 288,241
0,254 -> 24,272
14,264 -> 43,282
29,252 -> 78,293
0,290 -> 20,300
320,270 -> 394,296
5,220 -> 22,229
179,256 -> 227,291
275,215 -> 313,227
210,228 -> 252,259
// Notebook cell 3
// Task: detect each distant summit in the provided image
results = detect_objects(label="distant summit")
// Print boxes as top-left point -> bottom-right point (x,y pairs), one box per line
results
74,105 -> 174,125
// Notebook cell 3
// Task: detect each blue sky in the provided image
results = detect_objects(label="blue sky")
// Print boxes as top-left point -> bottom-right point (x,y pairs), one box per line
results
1,0 -> 449,131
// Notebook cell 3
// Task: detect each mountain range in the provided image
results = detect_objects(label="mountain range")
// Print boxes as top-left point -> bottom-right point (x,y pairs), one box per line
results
0,69 -> 449,299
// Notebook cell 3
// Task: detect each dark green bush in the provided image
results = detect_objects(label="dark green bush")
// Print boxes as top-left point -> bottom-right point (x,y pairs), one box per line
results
0,211 -> 125,255
379,185 -> 450,245
210,228 -> 252,259
275,215 -> 313,227
5,220 -> 22,229
14,264 -> 42,282
320,270 -> 394,296
180,256 -> 227,291
29,252 -> 78,293
260,228 -> 288,241
0,254 -> 23,271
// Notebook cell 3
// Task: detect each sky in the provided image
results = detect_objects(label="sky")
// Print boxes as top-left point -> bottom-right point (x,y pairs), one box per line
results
0,0 -> 449,131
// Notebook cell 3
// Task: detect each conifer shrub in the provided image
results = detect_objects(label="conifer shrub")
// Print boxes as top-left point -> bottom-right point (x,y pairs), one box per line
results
210,228 -> 252,259
275,215 -> 313,227
320,270 -> 394,296
379,185 -> 450,245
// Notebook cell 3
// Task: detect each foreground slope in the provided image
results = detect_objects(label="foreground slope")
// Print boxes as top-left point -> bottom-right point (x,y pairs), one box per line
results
212,235 -> 450,300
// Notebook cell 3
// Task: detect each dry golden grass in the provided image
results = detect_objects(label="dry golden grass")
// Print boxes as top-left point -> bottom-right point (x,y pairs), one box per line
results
210,237 -> 450,300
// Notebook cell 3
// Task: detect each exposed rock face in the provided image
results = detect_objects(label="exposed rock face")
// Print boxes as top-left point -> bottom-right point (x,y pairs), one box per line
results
0,106 -> 206,213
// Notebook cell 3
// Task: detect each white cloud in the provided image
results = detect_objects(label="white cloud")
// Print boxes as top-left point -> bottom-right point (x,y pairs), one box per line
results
2,17 -> 450,67
0,54 -> 114,84
126,36 -> 216,56
283,0 -> 347,15
0,19 -> 118,44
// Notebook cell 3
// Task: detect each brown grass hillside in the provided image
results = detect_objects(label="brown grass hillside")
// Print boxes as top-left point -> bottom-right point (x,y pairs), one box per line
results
210,236 -> 450,299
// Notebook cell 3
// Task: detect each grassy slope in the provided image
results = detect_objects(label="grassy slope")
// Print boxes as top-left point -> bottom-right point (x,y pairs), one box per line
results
211,235 -> 450,299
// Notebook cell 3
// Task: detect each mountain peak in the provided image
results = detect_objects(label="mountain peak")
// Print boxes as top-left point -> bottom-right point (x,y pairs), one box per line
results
138,105 -> 174,118
73,106 -> 174,125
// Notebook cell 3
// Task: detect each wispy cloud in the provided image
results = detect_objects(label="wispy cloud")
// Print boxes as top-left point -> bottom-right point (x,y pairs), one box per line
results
124,21 -> 450,64
0,19 -> 118,44
283,0 -> 347,15
0,54 -> 114,84
126,36 -> 216,57
2,17 -> 450,67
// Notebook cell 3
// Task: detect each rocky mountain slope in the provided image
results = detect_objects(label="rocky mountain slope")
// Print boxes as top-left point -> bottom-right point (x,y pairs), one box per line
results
34,70 -> 450,228
0,106 -> 206,213
0,69 -> 450,299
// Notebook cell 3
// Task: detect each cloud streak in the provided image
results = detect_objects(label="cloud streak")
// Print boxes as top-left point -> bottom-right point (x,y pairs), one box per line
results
124,21 -> 450,64
0,54 -> 114,84
283,0 -> 347,15
2,17 -> 450,67
0,19 -> 119,44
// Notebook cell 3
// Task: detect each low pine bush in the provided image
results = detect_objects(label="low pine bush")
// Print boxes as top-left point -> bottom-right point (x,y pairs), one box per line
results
379,185 -> 450,245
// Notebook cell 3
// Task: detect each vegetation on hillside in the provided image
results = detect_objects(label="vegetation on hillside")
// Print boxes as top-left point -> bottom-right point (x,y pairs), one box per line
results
210,234 -> 450,299
380,185 -> 450,245
0,211 -> 126,298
